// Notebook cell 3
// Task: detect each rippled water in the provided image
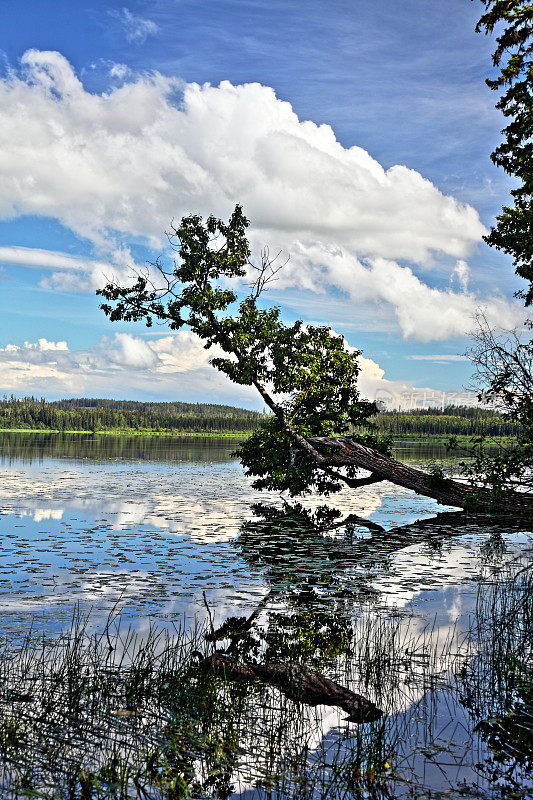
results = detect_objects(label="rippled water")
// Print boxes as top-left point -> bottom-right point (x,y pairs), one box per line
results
0,432 -> 531,798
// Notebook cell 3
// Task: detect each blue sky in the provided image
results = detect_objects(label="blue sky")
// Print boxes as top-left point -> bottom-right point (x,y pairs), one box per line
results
0,0 -> 523,408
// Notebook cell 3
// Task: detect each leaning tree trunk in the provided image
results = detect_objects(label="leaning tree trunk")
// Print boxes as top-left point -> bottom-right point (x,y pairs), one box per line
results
309,436 -> 533,517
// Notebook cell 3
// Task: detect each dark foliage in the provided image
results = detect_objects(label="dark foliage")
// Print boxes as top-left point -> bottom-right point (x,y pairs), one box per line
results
0,395 -> 263,433
476,1 -> 533,303
466,5 -> 533,499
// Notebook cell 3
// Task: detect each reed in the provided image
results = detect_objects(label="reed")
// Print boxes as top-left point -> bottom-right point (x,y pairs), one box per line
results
0,567 -> 530,799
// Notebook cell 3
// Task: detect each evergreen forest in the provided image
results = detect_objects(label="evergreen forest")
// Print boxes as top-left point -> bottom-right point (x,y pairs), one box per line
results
0,396 -> 520,438
373,405 -> 521,439
0,396 -> 264,434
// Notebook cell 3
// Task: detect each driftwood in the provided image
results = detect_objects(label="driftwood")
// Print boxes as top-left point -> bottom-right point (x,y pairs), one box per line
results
203,653 -> 383,723
309,436 -> 533,517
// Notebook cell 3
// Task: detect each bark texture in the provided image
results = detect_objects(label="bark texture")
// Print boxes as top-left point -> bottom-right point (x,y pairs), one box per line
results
204,653 -> 383,723
309,436 -> 533,517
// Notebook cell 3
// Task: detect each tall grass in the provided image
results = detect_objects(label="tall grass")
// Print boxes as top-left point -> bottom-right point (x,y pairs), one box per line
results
456,560 -> 533,795
0,568 -> 531,799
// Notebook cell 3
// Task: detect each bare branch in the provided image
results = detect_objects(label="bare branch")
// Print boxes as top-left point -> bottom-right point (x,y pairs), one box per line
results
466,311 -> 532,411
248,247 -> 289,300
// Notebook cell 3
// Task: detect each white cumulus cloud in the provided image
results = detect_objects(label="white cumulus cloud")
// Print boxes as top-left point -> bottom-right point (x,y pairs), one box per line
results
0,50 -> 521,341
278,244 -> 520,340
106,333 -> 160,369
1,338 -> 69,353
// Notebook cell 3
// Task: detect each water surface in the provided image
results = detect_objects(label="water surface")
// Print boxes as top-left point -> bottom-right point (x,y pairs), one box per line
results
0,432 -> 531,798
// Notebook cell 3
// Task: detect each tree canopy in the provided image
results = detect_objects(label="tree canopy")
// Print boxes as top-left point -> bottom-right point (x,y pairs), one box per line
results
476,0 -> 533,303
463,2 -> 533,498
98,206 -> 387,497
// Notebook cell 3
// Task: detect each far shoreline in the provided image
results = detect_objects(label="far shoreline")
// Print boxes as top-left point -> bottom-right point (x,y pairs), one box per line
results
0,428 -> 249,438
0,428 -> 517,443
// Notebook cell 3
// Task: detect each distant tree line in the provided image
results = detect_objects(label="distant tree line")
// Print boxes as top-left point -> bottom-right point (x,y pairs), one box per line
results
372,405 -> 521,438
0,398 -> 519,438
0,396 -> 265,433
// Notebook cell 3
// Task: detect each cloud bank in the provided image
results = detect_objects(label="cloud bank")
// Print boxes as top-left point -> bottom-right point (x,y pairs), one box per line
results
0,333 -> 246,403
0,50 -> 484,257
0,50 -> 520,341
0,333 -> 472,409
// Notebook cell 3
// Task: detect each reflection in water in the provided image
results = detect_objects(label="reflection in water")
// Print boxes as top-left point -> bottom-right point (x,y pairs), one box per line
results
0,433 -> 531,797
0,430 -> 464,466
0,436 -> 468,640
0,567 -> 530,799
0,431 -> 239,465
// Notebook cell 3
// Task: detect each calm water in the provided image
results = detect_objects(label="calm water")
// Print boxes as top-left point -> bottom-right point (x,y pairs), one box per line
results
0,432 -> 531,798
0,432 -> 509,637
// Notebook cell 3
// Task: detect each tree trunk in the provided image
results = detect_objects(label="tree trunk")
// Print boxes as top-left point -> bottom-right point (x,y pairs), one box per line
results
204,653 -> 383,723
309,436 -> 533,517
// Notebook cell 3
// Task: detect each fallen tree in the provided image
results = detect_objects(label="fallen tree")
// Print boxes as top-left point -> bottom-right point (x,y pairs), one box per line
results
202,652 -> 383,723
98,206 -> 532,517
309,436 -> 533,516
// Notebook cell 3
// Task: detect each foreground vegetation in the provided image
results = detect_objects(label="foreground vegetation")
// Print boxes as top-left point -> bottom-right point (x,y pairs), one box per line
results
0,555 -> 530,799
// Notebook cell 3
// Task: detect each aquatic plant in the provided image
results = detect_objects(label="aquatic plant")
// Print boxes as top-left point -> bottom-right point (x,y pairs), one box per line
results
457,561 -> 533,796
0,559 -> 531,799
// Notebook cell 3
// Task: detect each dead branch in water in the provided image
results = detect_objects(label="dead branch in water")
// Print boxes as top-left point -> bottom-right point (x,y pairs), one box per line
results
203,652 -> 383,723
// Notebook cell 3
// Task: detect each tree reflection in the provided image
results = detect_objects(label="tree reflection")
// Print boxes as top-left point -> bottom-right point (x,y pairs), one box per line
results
0,500 -> 530,798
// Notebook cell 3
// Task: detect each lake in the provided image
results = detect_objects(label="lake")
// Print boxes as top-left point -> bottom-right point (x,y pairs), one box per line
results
0,432 -> 531,799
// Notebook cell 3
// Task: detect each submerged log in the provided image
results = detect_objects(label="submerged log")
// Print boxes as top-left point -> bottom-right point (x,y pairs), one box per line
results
204,653 -> 383,723
309,436 -> 533,517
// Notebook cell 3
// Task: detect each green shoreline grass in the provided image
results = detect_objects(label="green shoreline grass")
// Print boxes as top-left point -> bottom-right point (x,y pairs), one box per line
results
391,433 -> 518,443
0,427 -> 250,437
0,428 -> 517,443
